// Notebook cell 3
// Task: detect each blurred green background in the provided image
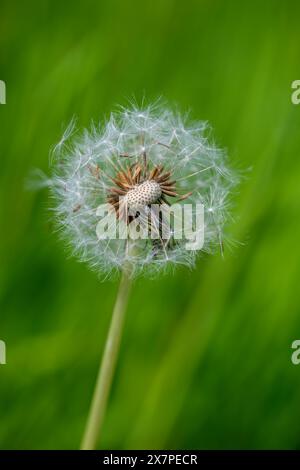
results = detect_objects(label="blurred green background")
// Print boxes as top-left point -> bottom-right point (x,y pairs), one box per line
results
1,0 -> 300,450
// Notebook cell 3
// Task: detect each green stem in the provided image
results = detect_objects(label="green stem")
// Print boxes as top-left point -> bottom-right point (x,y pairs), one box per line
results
80,268 -> 132,450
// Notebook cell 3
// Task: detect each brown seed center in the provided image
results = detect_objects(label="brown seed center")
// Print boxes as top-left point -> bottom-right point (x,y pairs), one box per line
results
125,180 -> 162,208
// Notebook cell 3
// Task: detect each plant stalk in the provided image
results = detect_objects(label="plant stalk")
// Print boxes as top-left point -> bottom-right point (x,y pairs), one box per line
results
80,267 -> 132,450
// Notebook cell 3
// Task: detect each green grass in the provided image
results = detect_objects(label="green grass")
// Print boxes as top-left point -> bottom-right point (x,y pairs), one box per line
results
1,0 -> 300,449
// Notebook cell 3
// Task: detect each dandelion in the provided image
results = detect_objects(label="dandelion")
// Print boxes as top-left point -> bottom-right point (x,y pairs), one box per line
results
48,102 -> 238,449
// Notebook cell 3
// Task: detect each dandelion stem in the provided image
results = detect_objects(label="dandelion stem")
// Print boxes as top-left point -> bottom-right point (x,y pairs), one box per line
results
80,267 -> 132,450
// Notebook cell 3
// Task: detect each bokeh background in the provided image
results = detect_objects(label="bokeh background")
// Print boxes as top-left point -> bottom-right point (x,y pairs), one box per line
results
1,0 -> 300,450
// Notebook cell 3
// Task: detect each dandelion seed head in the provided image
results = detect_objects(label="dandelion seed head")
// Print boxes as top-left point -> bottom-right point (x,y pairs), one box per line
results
50,102 -> 238,277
